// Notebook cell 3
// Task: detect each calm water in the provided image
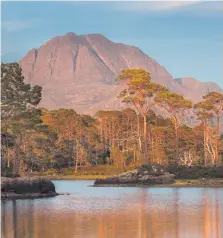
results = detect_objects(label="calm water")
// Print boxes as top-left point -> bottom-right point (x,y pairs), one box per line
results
1,180 -> 223,238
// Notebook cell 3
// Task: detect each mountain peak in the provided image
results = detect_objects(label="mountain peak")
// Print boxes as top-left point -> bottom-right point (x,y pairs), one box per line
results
86,33 -> 107,38
64,32 -> 77,37
18,33 -> 222,113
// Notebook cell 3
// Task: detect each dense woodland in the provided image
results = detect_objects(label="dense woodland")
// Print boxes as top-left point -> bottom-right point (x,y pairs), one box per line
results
1,63 -> 223,177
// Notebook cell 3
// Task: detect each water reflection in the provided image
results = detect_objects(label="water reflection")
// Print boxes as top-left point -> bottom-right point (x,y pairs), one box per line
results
1,181 -> 223,238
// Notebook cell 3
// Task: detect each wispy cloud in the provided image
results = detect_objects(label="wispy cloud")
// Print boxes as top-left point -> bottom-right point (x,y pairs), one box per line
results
2,18 -> 42,32
189,1 -> 223,13
116,1 -> 201,12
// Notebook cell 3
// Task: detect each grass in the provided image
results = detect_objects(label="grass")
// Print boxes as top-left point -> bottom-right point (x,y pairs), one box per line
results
154,178 -> 223,188
47,174 -> 108,180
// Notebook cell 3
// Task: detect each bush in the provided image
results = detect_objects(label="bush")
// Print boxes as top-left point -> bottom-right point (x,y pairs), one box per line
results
167,165 -> 223,179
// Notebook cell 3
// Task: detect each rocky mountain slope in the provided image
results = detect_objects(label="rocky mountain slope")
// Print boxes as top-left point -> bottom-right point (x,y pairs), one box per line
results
19,32 -> 222,114
175,77 -> 222,102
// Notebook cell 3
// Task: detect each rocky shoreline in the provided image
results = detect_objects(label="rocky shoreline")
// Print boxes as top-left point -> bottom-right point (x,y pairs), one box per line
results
94,165 -> 175,186
1,177 -> 58,200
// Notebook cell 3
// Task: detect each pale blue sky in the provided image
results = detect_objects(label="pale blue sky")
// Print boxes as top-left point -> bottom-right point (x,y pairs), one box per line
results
1,1 -> 223,87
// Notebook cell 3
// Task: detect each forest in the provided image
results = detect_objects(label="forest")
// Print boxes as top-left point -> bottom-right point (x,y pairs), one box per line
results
1,63 -> 223,178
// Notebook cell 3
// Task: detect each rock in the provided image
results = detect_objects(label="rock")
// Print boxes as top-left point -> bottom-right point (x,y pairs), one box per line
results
94,165 -> 176,186
95,178 -> 119,185
138,175 -> 153,181
1,177 -> 58,199
59,193 -> 71,196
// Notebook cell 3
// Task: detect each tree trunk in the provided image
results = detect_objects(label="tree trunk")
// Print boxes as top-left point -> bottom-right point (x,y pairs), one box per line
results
216,116 -> 220,166
74,157 -> 78,173
174,124 -> 179,163
137,113 -> 142,152
74,139 -> 79,174
133,144 -> 136,165
12,135 -> 21,177
12,151 -> 20,177
143,114 -> 149,164
204,122 -> 207,166
100,121 -> 106,152
1,154 -> 7,176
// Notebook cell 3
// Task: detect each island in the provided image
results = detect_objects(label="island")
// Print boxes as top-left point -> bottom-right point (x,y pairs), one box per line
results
1,177 -> 58,200
94,165 -> 175,186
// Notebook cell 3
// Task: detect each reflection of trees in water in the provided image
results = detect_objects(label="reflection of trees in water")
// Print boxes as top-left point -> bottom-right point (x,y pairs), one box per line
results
204,189 -> 211,238
2,200 -> 35,238
174,188 -> 179,238
1,189 -> 222,238
203,188 -> 221,238
12,200 -> 18,238
1,201 -> 7,237
215,189 -> 220,238
137,189 -> 147,238
146,189 -> 179,238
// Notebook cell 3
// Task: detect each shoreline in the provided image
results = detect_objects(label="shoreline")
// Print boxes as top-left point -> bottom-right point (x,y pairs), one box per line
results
47,176 -> 223,188
93,179 -> 223,188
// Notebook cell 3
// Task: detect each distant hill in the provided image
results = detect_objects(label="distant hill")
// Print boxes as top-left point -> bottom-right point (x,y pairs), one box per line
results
19,32 -> 223,114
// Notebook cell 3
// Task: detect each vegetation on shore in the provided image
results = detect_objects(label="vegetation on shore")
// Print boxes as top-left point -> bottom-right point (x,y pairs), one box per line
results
168,178 -> 223,187
1,64 -> 223,180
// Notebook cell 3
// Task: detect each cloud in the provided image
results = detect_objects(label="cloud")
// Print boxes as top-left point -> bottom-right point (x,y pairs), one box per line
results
110,1 -> 223,15
189,1 -> 223,13
2,18 -> 42,32
116,1 -> 201,12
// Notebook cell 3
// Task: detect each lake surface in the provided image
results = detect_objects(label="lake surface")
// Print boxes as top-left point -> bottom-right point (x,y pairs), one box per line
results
1,180 -> 223,238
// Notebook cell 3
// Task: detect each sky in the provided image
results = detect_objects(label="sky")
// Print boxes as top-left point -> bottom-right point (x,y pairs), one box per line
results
1,1 -> 223,88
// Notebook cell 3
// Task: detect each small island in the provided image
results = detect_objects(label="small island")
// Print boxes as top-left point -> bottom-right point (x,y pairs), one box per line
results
1,177 -> 58,200
94,165 -> 175,186
94,165 -> 223,187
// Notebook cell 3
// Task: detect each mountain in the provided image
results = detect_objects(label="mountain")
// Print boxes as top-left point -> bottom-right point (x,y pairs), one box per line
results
175,77 -> 223,102
19,32 -> 223,114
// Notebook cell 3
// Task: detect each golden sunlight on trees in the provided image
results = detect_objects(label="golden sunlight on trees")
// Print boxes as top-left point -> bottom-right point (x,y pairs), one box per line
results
154,91 -> 192,163
194,92 -> 223,166
116,69 -> 167,165
1,63 -> 223,177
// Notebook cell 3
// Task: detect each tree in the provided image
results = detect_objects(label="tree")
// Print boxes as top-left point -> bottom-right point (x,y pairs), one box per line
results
1,133 -> 14,176
74,139 -> 88,173
1,63 -> 41,124
155,91 -> 192,162
194,101 -> 213,165
116,69 -> 167,164
194,92 -> 223,166
1,63 -> 42,176
110,147 -> 126,170
42,109 -> 89,173
203,92 -> 223,165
